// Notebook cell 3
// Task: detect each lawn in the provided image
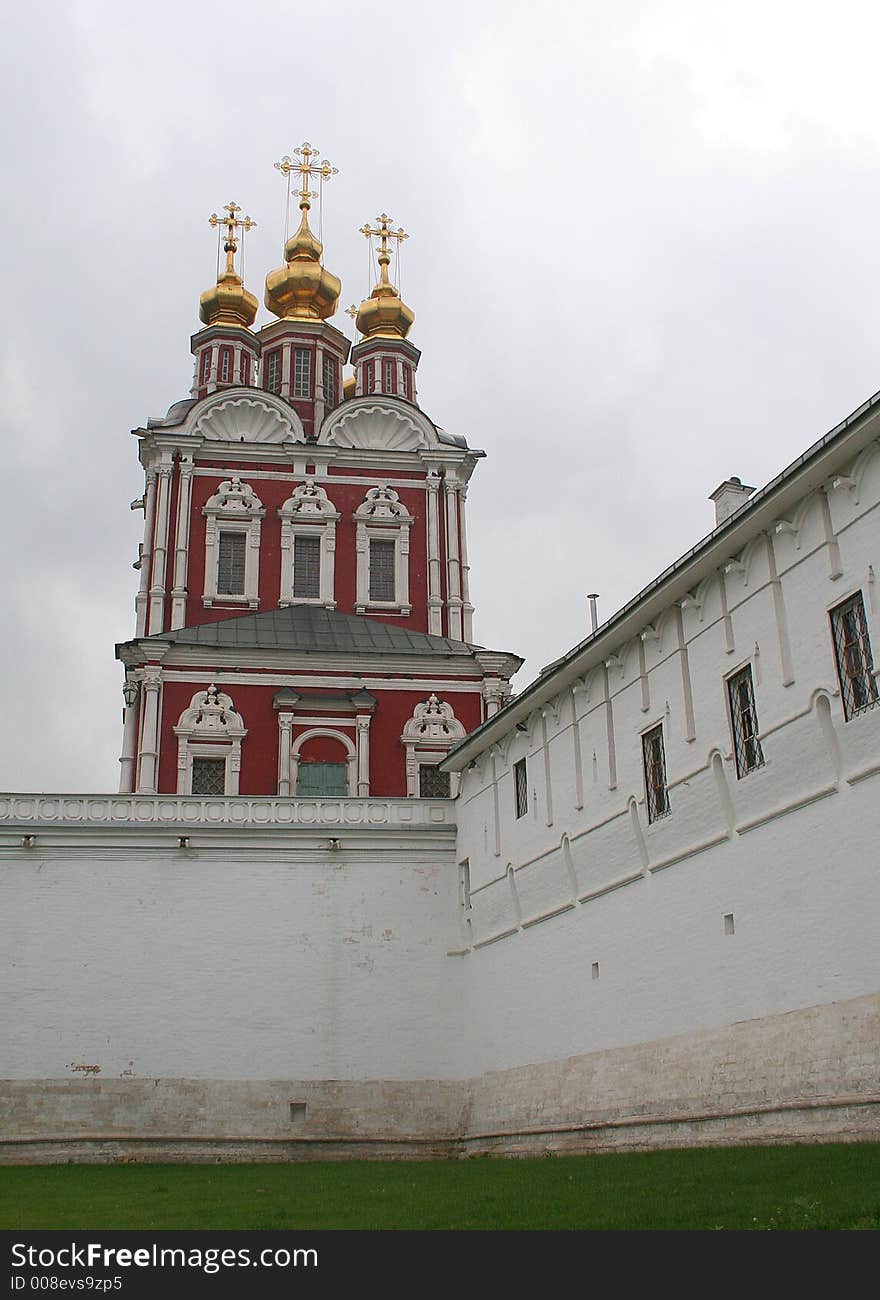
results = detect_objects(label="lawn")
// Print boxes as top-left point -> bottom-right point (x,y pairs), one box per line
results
1,1143 -> 878,1230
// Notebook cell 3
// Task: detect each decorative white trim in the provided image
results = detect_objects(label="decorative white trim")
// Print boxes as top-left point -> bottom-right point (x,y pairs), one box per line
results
191,392 -> 304,444
173,685 -> 247,796
354,485 -> 414,614
401,695 -> 466,798
278,480 -> 340,608
202,477 -> 265,609
320,399 -> 438,451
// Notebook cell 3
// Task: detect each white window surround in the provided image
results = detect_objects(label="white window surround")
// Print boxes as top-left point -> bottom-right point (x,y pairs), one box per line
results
202,477 -> 265,608
291,727 -> 357,797
173,685 -> 247,796
401,695 -> 466,798
278,480 -> 340,608
354,484 -> 414,615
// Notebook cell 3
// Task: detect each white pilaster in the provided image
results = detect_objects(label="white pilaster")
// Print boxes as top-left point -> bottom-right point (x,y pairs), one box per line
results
458,485 -> 474,642
277,713 -> 294,796
148,461 -> 173,635
444,481 -> 463,641
426,472 -> 443,635
136,667 -> 162,795
356,714 -> 371,797
170,456 -> 194,630
118,683 -> 139,794
135,470 -> 157,637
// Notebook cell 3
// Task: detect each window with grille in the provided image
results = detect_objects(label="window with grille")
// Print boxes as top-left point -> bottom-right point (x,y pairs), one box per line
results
369,538 -> 396,602
240,354 -> 250,385
266,351 -> 281,394
217,531 -> 246,595
383,359 -> 395,393
831,591 -> 879,720
514,757 -> 528,819
727,665 -> 764,777
219,347 -> 231,382
402,366 -> 412,400
199,350 -> 211,385
323,356 -> 336,409
293,348 -> 311,398
364,361 -> 374,393
191,756 -> 226,796
419,764 -> 451,798
642,723 -> 670,822
292,534 -> 321,599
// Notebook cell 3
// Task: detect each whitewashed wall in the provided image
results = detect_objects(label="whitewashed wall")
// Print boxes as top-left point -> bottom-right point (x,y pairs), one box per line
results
0,798 -> 463,1083
453,441 -> 880,1080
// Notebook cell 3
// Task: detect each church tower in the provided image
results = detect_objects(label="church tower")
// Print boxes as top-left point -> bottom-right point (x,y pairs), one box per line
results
116,144 -> 521,801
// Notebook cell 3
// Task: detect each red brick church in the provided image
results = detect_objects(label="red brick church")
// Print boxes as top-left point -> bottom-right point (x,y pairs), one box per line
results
116,145 -> 521,801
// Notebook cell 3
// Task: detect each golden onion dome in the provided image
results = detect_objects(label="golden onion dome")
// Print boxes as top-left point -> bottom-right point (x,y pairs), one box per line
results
200,203 -> 258,328
355,217 -> 415,340
264,202 -> 341,321
199,268 -> 258,329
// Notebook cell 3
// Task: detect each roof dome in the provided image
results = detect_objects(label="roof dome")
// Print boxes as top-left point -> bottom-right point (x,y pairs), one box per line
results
355,214 -> 415,340
264,201 -> 341,321
199,202 -> 258,329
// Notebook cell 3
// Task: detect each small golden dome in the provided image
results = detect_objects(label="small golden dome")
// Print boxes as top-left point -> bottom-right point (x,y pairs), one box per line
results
200,202 -> 258,329
355,215 -> 414,340
265,204 -> 341,321
199,269 -> 258,329
342,374 -> 356,400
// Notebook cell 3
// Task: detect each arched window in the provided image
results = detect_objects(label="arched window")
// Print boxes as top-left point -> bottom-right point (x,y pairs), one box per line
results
173,685 -> 247,795
292,729 -> 357,797
401,695 -> 466,798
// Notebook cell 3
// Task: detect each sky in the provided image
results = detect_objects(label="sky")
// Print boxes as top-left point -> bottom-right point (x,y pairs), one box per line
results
3,0 -> 880,792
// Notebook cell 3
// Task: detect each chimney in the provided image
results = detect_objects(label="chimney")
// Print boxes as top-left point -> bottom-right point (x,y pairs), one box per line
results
709,476 -> 755,527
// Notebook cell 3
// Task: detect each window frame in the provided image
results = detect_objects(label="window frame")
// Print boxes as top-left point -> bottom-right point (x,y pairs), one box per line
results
293,347 -> 312,399
215,528 -> 247,598
292,532 -> 322,600
202,478 -> 265,610
265,350 -> 281,395
642,722 -> 670,823
322,355 -> 337,409
277,482 -> 340,610
353,487 -> 414,616
830,590 -> 879,721
726,663 -> 765,778
368,536 -> 397,603
513,757 -> 528,819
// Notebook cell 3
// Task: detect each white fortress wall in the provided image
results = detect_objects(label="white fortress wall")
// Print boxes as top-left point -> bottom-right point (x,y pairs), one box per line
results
451,435 -> 880,1103
0,798 -> 464,1087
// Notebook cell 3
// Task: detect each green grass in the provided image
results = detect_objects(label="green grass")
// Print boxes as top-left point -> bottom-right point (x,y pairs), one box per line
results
1,1143 -> 878,1230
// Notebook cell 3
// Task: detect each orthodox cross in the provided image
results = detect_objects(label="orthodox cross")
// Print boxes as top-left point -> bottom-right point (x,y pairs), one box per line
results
208,201 -> 256,276
274,142 -> 338,208
360,213 -> 409,284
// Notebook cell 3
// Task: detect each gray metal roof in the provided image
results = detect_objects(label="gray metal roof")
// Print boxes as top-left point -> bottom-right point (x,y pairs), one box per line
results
138,604 -> 479,657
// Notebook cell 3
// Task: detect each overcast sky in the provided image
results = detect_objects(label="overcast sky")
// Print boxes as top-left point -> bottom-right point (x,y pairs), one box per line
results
3,0 -> 880,792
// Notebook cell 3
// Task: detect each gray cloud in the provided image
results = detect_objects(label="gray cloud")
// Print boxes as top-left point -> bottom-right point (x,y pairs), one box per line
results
3,0 -> 880,790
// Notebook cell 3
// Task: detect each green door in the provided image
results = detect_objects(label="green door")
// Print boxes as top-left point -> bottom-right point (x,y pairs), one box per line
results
296,762 -> 349,797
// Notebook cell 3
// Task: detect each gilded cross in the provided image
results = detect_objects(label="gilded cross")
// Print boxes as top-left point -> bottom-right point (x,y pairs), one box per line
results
360,214 -> 409,289
274,142 -> 338,207
208,201 -> 256,276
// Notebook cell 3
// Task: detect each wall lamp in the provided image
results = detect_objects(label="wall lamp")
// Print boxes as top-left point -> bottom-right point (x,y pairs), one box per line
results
122,679 -> 140,709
